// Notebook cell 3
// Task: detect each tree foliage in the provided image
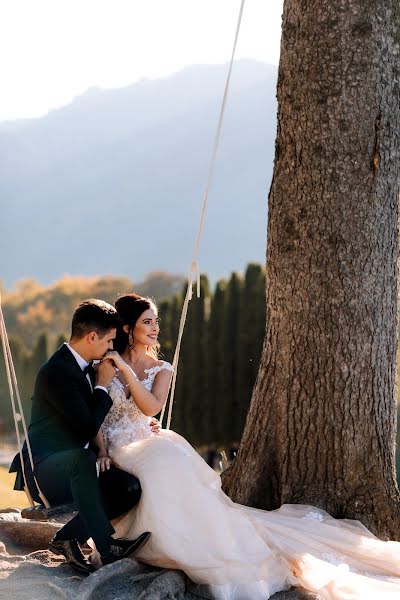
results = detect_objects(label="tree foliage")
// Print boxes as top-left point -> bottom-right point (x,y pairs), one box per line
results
4,262 -> 400,497
0,267 -> 265,449
2,272 -> 185,350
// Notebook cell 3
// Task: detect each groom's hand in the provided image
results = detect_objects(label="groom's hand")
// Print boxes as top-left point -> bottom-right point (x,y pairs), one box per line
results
96,360 -> 117,388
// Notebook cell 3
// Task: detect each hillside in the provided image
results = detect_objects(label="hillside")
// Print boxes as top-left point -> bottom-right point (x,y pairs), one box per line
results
2,271 -> 184,349
0,60 -> 277,286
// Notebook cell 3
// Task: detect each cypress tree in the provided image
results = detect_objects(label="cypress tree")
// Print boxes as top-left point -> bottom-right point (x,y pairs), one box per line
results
166,294 -> 185,432
23,334 -> 48,423
157,299 -> 172,361
1,337 -> 27,431
169,294 -> 183,353
206,279 -> 227,445
219,272 -> 242,446
177,276 -> 210,445
0,345 -> 8,430
54,333 -> 68,351
235,264 -> 266,441
30,333 -> 48,374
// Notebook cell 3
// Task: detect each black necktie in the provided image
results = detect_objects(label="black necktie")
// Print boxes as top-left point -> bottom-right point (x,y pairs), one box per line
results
83,364 -> 92,375
83,363 -> 94,391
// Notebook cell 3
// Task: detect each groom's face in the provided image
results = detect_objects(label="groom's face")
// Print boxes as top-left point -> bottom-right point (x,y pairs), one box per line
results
89,328 -> 116,360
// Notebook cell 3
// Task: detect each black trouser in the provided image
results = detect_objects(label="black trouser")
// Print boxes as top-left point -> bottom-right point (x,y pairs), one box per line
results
97,463 -> 142,520
35,448 -> 141,555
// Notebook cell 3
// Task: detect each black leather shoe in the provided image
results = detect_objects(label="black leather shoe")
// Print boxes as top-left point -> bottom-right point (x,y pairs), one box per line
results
102,531 -> 151,565
48,537 -> 95,574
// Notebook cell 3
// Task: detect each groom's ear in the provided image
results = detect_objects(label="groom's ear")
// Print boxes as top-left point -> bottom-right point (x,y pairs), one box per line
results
123,324 -> 130,334
87,331 -> 98,344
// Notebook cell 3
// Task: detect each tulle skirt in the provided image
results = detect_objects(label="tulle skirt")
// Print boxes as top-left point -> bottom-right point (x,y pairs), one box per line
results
108,430 -> 400,600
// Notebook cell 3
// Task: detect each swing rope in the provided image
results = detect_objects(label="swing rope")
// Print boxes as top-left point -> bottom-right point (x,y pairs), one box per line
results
160,0 -> 246,429
1,0 -> 247,507
0,296 -> 50,507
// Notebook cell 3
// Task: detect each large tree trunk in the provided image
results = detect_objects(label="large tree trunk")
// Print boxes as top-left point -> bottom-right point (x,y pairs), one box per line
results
222,0 -> 400,538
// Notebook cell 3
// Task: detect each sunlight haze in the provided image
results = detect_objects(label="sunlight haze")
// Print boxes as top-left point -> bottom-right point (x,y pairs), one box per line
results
1,0 -> 283,122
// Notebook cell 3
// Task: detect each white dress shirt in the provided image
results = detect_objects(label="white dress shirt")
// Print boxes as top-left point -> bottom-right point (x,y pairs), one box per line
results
65,343 -> 108,393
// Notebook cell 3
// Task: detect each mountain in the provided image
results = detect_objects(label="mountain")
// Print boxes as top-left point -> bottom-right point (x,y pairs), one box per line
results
0,60 -> 278,287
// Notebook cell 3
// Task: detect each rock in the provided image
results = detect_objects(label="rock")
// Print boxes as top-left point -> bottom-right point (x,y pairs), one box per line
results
78,558 -> 152,600
0,511 -> 23,522
75,559 -> 323,600
0,519 -> 61,550
0,545 -> 326,600
0,508 -> 21,514
136,570 -> 186,599
0,551 -> 84,600
0,554 -> 25,570
78,560 -> 188,600
28,549 -> 66,565
0,541 -> 6,554
271,587 -> 322,600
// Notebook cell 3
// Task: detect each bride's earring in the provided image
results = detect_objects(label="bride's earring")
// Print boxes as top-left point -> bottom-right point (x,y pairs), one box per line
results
128,333 -> 135,350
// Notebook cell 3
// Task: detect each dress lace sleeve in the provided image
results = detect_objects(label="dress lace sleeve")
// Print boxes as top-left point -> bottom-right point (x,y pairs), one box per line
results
101,361 -> 174,449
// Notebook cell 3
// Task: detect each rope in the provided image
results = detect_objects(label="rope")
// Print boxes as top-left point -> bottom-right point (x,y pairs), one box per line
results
160,0 -> 246,429
1,0 -> 246,471
0,296 -> 50,508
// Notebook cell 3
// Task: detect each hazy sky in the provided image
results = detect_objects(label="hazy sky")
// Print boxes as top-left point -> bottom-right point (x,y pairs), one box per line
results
1,0 -> 283,122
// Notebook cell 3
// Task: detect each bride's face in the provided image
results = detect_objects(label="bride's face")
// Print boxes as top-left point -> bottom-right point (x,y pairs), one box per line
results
132,308 -> 160,347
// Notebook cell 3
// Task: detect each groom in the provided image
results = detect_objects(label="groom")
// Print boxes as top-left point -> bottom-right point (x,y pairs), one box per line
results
10,298 -> 150,573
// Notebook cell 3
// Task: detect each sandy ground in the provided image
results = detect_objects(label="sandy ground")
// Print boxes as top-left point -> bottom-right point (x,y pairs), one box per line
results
0,548 -> 85,600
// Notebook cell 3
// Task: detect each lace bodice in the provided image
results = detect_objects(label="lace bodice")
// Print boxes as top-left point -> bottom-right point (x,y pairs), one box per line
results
102,361 -> 173,449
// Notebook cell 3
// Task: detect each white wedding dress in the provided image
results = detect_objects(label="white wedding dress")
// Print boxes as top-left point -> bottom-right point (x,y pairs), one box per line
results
101,362 -> 400,600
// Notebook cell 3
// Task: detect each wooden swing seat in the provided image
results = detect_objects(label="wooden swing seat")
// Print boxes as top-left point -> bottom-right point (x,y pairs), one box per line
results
21,502 -> 77,521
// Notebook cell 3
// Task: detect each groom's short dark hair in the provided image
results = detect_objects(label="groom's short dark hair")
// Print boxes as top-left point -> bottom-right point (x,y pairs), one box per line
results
71,299 -> 120,340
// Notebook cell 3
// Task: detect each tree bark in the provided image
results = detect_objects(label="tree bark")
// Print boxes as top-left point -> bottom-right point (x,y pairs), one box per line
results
222,0 -> 400,538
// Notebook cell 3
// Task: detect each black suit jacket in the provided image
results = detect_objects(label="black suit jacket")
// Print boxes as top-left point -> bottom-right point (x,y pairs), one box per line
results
10,344 -> 112,491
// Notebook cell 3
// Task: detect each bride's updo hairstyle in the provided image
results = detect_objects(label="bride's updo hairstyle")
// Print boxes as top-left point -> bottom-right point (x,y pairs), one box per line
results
114,293 -> 160,359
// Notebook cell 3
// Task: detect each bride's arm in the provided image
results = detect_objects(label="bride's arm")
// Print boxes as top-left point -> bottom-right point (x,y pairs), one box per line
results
101,352 -> 172,417
123,366 -> 172,416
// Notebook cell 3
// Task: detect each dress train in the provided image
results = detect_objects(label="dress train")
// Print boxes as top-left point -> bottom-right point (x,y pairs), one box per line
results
100,365 -> 400,600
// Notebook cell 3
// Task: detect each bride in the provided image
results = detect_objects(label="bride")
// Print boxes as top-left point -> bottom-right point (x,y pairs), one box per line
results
94,292 -> 400,599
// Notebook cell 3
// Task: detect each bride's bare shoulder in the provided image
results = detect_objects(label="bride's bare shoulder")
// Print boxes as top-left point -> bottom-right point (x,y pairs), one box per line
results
145,359 -> 172,370
154,359 -> 167,367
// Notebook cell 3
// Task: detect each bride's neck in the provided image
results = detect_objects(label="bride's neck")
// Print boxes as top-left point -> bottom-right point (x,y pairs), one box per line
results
122,344 -> 148,366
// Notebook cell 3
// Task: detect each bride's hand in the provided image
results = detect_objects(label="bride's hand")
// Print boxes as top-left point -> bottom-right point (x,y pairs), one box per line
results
101,350 -> 127,371
97,454 -> 112,472
150,417 -> 161,434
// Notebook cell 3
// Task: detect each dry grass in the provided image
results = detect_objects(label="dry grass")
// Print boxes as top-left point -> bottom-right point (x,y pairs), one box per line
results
0,466 -> 30,509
